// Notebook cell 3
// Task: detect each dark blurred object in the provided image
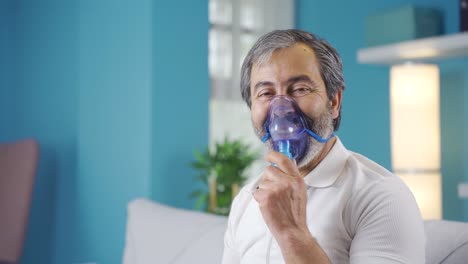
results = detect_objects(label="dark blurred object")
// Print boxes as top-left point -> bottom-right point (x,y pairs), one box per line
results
0,139 -> 39,264
462,0 -> 468,32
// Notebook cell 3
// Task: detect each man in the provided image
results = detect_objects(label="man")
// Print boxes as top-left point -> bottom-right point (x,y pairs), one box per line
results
222,29 -> 425,263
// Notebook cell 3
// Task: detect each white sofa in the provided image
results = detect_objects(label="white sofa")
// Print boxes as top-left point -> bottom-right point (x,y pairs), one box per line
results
123,198 -> 468,264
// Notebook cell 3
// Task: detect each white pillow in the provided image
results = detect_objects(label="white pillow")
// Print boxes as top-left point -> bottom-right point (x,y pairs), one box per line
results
123,198 -> 228,264
424,220 -> 468,264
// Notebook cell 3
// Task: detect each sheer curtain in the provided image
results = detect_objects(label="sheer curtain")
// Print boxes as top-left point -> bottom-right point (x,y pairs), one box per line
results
209,0 -> 295,179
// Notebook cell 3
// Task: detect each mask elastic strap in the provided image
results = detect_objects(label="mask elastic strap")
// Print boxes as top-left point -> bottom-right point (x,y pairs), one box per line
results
305,130 -> 335,143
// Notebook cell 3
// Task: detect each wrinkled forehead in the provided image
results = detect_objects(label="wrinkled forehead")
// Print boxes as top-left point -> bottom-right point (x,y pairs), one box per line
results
253,42 -> 315,68
251,44 -> 320,81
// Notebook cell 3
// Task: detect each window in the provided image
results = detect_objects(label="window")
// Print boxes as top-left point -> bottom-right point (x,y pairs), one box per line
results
209,0 -> 294,179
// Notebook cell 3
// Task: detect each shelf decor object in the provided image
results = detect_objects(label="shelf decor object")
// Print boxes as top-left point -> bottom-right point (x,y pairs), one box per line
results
462,0 -> 468,32
365,5 -> 442,47
390,64 -> 442,219
358,32 -> 468,65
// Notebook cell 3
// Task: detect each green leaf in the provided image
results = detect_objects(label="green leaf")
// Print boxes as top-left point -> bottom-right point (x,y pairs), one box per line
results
189,190 -> 203,198
194,192 -> 208,211
189,137 -> 260,215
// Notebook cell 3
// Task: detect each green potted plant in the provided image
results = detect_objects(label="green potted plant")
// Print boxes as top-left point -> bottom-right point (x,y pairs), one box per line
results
191,137 -> 259,215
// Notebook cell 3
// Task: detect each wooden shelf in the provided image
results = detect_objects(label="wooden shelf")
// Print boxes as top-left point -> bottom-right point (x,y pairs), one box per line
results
357,32 -> 468,65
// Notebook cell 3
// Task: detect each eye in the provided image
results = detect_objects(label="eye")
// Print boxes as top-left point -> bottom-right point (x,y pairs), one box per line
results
259,92 -> 272,97
257,90 -> 275,100
291,87 -> 311,97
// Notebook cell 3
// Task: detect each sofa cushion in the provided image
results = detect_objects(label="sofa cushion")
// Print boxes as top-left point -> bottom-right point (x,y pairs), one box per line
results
424,220 -> 468,264
123,199 -> 468,264
123,199 -> 227,264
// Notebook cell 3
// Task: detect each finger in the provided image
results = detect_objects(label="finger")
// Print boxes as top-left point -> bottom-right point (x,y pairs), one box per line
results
258,170 -> 298,195
256,178 -> 277,191
261,164 -> 288,182
253,187 -> 267,203
253,181 -> 277,204
265,151 -> 299,176
249,168 -> 279,194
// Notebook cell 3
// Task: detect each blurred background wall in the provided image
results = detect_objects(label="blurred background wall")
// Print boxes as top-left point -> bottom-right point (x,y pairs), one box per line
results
0,0 -> 467,263
296,0 -> 468,222
0,0 -> 207,263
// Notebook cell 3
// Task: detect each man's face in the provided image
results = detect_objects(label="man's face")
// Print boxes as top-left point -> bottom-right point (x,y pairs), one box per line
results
249,43 -> 341,168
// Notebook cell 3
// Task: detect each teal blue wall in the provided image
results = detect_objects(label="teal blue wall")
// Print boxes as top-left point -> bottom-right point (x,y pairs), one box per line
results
1,0 -> 208,263
152,1 -> 209,209
0,0 -> 14,141
296,0 -> 467,221
13,1 -> 78,263
439,61 -> 468,221
75,1 -> 154,262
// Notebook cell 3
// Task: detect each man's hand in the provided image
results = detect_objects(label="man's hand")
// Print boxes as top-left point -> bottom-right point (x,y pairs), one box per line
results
253,151 -> 330,264
253,151 -> 308,240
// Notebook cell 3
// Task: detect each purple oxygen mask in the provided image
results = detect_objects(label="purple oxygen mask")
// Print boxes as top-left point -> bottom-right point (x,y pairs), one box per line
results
261,96 -> 335,161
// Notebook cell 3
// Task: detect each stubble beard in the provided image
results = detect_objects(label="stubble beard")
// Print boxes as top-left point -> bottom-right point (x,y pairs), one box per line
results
253,105 -> 334,170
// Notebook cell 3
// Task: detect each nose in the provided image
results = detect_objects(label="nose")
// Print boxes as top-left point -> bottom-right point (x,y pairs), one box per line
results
269,95 -> 296,108
275,89 -> 290,97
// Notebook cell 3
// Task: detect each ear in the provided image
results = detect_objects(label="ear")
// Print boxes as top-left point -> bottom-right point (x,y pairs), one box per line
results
330,89 -> 342,119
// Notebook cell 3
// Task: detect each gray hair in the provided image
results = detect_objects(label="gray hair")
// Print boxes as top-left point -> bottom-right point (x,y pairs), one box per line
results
240,29 -> 345,131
